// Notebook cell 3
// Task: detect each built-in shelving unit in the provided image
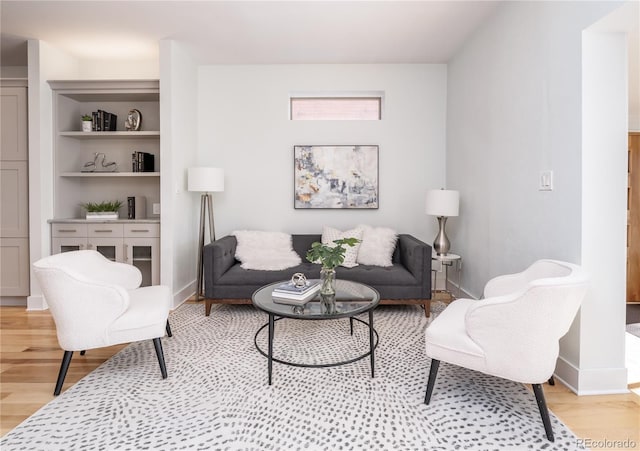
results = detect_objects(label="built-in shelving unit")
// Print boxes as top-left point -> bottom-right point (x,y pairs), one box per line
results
48,79 -> 160,219
47,80 -> 161,286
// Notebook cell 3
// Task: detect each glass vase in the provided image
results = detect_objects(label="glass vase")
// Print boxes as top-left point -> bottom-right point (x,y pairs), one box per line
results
320,267 -> 336,296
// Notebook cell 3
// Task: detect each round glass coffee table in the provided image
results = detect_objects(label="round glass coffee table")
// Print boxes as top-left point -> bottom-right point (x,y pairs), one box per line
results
252,279 -> 380,385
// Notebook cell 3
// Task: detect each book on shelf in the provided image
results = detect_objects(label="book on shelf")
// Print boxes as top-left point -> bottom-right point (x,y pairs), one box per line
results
127,196 -> 146,219
273,280 -> 320,295
131,151 -> 155,172
91,110 -> 117,131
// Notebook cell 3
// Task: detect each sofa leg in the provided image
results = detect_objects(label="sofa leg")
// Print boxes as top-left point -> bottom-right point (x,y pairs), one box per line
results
205,299 -> 213,317
424,299 -> 431,318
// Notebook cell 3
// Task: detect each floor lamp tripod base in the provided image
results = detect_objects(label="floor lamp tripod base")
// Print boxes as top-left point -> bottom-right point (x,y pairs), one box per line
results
196,193 -> 215,301
433,216 -> 450,256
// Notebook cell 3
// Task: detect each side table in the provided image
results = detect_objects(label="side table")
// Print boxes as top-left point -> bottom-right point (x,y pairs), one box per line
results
432,252 -> 462,299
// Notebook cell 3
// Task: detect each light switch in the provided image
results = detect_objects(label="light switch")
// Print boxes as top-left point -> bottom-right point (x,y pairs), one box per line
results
539,170 -> 553,191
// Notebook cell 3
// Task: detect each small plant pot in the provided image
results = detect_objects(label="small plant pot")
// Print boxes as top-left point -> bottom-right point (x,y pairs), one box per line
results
86,211 -> 119,220
82,121 -> 92,132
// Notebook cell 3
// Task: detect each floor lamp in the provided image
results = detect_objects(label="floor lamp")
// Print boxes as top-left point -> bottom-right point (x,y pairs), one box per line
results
188,167 -> 224,300
425,189 -> 459,256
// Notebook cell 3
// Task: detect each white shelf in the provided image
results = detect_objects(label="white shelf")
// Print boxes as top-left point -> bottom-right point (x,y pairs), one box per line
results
59,131 -> 160,139
60,172 -> 160,177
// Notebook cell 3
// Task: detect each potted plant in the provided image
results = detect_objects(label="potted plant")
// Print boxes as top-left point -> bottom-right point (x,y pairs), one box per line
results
81,200 -> 123,220
81,114 -> 93,132
306,238 -> 359,296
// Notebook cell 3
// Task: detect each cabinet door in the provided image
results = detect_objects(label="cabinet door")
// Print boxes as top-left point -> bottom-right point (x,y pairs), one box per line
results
124,237 -> 159,286
52,237 -> 88,254
0,238 -> 29,296
87,237 -> 124,262
0,161 -> 29,237
0,87 -> 28,160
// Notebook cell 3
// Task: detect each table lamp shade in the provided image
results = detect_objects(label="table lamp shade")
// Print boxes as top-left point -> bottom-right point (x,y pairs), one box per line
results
188,167 -> 224,192
425,189 -> 459,217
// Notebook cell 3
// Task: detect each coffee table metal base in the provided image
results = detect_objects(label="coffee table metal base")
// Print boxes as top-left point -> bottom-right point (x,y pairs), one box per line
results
254,310 -> 379,385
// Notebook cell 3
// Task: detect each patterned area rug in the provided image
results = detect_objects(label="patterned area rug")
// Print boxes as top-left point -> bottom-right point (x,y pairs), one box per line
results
1,304 -> 582,450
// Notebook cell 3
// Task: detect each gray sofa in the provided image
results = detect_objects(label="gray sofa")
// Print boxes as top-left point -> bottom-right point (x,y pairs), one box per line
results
203,234 -> 432,317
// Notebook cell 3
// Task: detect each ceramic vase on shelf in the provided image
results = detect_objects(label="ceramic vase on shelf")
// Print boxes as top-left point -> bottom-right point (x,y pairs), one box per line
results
82,121 -> 92,132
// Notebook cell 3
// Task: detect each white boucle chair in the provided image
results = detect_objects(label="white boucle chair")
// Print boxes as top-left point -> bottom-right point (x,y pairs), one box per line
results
424,259 -> 589,442
33,250 -> 172,395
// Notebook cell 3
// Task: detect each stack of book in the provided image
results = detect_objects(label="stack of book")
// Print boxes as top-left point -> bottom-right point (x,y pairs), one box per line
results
131,151 -> 155,172
272,280 -> 320,305
91,110 -> 117,131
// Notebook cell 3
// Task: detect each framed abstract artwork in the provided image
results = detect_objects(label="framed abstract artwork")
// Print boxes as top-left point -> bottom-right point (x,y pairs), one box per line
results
294,145 -> 379,209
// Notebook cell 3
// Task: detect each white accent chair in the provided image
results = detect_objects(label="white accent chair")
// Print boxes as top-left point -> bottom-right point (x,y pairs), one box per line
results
33,250 -> 172,395
424,259 -> 589,442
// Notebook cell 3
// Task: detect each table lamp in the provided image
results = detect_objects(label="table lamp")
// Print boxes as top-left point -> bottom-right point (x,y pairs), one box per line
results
425,189 -> 459,256
188,167 -> 224,300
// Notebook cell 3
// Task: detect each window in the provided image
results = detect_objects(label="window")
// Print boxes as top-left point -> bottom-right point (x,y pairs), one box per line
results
290,96 -> 382,121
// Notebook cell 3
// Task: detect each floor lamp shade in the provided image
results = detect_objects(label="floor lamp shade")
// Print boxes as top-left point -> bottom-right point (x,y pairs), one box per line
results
188,167 -> 224,192
425,189 -> 459,255
188,167 -> 224,300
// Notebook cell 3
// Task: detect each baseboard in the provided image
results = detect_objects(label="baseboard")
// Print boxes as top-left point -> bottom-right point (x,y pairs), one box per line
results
0,296 -> 27,307
26,294 -> 47,311
173,280 -> 196,310
555,355 -> 629,395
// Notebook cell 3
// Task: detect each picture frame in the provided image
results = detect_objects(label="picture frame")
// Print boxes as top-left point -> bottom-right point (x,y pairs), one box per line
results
294,145 -> 379,209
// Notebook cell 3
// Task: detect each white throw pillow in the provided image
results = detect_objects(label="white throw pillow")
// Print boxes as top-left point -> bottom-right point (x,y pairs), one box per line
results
356,225 -> 398,267
232,231 -> 301,271
321,226 -> 363,268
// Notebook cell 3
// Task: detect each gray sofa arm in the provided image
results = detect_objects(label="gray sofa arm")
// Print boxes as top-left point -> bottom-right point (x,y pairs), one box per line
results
203,236 -> 237,286
397,234 -> 432,298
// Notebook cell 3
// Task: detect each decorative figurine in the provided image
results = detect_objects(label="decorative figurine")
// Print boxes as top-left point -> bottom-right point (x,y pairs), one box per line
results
125,109 -> 142,131
290,273 -> 308,288
81,152 -> 118,173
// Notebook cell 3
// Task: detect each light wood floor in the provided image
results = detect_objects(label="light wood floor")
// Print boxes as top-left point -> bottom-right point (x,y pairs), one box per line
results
2,305 -> 639,447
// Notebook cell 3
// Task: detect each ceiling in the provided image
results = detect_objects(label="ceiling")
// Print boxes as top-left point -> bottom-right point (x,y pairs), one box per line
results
0,1 -> 501,66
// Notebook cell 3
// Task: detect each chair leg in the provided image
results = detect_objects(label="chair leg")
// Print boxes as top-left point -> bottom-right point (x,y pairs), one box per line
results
424,359 -> 440,404
547,375 -> 555,386
165,320 -> 173,337
80,350 -> 86,356
532,383 -> 554,442
153,338 -> 168,379
54,351 -> 73,396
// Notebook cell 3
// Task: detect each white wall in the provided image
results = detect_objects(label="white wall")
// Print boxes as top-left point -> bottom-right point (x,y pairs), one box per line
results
77,59 -> 158,80
159,41 -> 199,308
446,1 -> 625,394
197,64 -> 447,241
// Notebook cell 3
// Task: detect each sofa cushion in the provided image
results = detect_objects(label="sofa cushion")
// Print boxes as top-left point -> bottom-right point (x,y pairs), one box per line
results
356,225 -> 398,267
335,264 -> 417,286
321,226 -> 363,268
232,230 -> 301,271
